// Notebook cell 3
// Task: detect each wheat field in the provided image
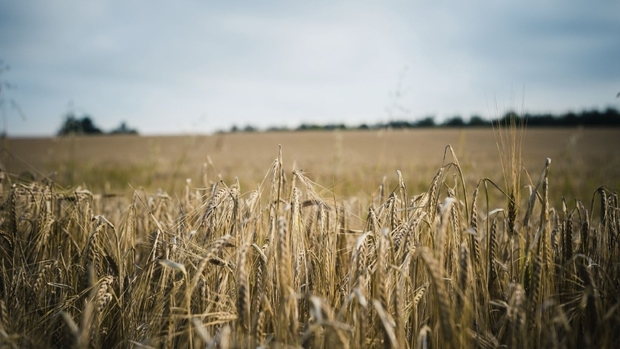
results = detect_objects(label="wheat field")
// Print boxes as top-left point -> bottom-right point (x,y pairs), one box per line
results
1,126 -> 619,348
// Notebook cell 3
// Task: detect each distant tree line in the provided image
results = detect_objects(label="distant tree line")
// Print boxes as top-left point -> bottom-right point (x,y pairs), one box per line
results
226,107 -> 620,133
57,113 -> 138,136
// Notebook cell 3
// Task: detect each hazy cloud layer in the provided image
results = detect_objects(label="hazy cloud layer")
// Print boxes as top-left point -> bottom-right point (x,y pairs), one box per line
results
1,0 -> 619,136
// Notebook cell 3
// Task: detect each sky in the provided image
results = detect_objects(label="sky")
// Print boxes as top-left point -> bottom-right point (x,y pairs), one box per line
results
1,0 -> 619,136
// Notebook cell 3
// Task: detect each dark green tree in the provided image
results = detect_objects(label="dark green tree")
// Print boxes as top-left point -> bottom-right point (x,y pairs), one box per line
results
110,121 -> 138,135
469,115 -> 488,126
415,116 -> 436,127
57,113 -> 103,136
443,116 -> 465,127
81,116 -> 102,134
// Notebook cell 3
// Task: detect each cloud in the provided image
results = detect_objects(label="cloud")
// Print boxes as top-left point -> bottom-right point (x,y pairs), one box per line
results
1,0 -> 619,135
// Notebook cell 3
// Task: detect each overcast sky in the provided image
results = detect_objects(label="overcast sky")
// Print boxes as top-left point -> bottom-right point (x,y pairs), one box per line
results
1,0 -> 619,136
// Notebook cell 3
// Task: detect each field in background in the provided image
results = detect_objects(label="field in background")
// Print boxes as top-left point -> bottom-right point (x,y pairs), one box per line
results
3,128 -> 620,204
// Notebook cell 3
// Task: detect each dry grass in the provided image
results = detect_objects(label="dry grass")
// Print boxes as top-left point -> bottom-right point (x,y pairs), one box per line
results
0,127 -> 619,348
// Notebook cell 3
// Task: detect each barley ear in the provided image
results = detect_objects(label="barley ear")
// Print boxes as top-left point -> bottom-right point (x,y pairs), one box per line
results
419,248 -> 453,346
236,244 -> 250,334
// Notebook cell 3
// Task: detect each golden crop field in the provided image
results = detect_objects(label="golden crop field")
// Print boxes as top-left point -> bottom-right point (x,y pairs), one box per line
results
1,126 -> 620,348
4,128 -> 620,200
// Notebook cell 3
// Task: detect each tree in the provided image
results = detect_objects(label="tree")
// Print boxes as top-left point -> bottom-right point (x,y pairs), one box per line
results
242,125 -> 257,132
57,113 -> 103,136
81,116 -> 102,134
443,116 -> 465,127
415,117 -> 436,127
110,122 -> 138,135
469,115 -> 488,126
